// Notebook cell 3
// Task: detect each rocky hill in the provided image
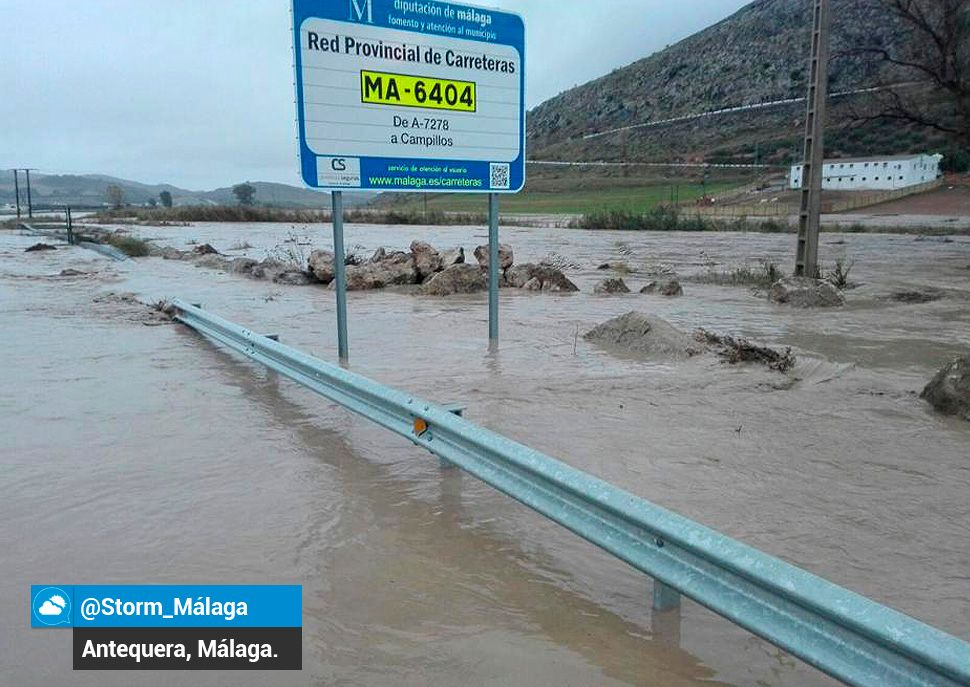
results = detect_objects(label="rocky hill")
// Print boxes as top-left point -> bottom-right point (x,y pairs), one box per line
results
527,0 -> 949,167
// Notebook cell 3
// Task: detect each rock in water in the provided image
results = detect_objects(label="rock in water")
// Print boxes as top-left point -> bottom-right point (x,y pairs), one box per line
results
370,247 -> 387,263
193,243 -> 220,255
422,264 -> 487,296
440,247 -> 465,268
229,257 -> 259,275
505,263 -> 579,292
308,250 -> 336,284
584,312 -> 700,359
921,356 -> 970,420
473,244 -> 514,271
25,243 -> 56,252
593,277 -> 631,294
250,258 -> 289,281
338,251 -> 417,290
641,279 -> 683,296
410,240 -> 443,280
768,277 -> 844,307
273,270 -> 313,286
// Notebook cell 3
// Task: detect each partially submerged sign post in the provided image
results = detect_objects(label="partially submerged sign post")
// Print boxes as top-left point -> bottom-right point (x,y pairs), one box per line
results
291,0 -> 526,360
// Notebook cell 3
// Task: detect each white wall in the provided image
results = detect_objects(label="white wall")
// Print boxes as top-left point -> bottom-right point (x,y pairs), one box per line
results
789,154 -> 942,191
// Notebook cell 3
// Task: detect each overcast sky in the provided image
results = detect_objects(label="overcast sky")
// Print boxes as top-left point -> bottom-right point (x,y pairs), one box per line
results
1,1 -> 750,189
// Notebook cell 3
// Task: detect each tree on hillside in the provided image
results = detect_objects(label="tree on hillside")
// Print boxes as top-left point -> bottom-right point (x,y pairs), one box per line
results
848,0 -> 970,151
232,183 -> 256,206
147,197 -> 157,208
159,190 -> 173,208
106,184 -> 124,210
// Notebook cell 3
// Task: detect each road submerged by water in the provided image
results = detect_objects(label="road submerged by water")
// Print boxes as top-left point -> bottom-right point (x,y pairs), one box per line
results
2,222 -> 969,686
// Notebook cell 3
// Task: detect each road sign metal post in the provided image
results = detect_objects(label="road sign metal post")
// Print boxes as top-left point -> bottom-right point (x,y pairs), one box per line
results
795,0 -> 831,277
331,191 -> 349,361
488,194 -> 499,344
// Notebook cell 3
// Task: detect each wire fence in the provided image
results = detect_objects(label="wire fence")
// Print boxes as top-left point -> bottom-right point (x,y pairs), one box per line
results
681,179 -> 943,218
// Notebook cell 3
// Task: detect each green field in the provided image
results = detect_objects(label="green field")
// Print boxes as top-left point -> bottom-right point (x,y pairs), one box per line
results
380,182 -> 739,215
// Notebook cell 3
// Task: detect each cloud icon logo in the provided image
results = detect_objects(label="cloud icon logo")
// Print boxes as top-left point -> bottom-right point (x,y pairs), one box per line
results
32,588 -> 71,626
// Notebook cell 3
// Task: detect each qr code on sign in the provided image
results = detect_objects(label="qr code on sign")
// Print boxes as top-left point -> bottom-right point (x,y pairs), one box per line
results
490,163 -> 510,190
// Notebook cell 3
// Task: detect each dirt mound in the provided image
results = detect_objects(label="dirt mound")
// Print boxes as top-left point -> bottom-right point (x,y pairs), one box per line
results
584,312 -> 701,359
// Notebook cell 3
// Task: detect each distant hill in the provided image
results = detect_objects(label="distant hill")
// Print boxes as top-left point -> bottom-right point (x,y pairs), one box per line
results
0,172 -> 369,210
526,0 -> 956,168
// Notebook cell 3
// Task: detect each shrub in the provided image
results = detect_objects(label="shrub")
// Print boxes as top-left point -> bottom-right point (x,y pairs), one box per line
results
106,234 -> 150,257
694,259 -> 782,288
825,259 -> 854,289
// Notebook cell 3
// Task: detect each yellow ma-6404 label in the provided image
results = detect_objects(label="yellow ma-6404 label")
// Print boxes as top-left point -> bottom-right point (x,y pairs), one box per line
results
360,70 -> 476,113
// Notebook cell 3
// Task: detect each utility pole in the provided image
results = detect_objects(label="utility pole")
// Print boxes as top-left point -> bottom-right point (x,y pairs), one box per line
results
24,168 -> 34,218
795,0 -> 831,278
12,170 -> 21,221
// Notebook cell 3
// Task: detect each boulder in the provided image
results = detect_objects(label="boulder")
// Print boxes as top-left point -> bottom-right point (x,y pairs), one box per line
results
370,247 -> 387,263
473,243 -> 513,271
25,243 -> 56,252
505,263 -> 579,292
422,263 -> 487,296
440,247 -> 465,268
229,257 -> 259,275
921,356 -> 970,420
593,277 -> 631,294
505,263 -> 535,288
250,258 -> 289,281
410,240 -> 442,280
273,270 -> 313,286
193,243 -> 220,255
308,250 -> 336,284
584,312 -> 702,359
641,278 -> 683,296
522,276 -> 543,291
768,277 -> 844,307
336,251 -> 417,290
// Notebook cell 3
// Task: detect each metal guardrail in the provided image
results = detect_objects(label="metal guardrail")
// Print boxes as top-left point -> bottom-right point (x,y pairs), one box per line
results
18,223 -> 128,261
171,299 -> 970,687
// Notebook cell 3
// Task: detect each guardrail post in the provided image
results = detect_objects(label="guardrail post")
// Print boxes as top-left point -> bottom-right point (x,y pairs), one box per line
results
652,580 -> 681,612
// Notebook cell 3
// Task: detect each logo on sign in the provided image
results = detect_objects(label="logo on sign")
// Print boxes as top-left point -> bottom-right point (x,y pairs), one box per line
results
349,0 -> 373,23
317,157 -> 361,187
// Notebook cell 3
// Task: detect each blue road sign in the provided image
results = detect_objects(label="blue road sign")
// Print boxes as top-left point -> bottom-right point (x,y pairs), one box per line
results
292,0 -> 525,193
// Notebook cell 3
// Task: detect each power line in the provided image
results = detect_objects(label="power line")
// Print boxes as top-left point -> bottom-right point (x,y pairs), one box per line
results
580,82 -> 917,141
527,159 -> 780,169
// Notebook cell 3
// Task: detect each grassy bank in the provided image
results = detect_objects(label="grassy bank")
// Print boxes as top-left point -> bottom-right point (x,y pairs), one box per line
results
91,206 -> 497,226
375,181 -> 738,215
572,207 -> 792,233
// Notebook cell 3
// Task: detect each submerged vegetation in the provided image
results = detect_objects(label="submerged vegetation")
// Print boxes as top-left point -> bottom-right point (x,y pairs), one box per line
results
105,234 -> 151,257
572,207 -> 791,233
693,259 -> 784,289
90,206 -> 510,227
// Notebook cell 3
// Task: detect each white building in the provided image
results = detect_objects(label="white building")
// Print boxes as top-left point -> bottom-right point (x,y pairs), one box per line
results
789,153 -> 943,191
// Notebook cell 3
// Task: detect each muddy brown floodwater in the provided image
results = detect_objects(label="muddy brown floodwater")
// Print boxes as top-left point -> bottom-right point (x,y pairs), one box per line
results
2,222 -> 969,686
